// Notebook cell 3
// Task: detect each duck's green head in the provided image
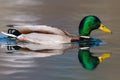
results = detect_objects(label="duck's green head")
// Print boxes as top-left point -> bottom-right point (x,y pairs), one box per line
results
79,15 -> 111,36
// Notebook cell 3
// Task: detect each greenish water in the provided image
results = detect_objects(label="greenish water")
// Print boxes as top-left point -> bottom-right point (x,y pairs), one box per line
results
0,0 -> 120,80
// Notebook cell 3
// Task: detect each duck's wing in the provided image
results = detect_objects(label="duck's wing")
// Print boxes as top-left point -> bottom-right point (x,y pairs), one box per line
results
7,24 -> 69,36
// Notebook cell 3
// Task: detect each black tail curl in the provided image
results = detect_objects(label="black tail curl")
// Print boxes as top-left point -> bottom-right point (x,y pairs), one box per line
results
8,29 -> 21,36
6,24 -> 16,27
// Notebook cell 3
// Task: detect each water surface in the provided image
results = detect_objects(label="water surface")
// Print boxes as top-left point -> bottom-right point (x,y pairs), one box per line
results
0,0 -> 120,80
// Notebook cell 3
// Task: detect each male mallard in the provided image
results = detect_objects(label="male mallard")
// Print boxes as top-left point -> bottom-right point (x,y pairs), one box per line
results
1,15 -> 111,44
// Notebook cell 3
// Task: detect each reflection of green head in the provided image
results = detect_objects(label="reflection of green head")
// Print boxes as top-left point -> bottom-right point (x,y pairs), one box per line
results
78,48 -> 99,70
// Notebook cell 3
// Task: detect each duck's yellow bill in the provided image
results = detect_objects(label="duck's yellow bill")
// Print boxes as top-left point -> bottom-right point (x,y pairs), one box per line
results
99,24 -> 111,33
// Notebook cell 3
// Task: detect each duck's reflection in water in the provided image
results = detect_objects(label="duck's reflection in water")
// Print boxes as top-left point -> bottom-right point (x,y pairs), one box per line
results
78,47 -> 110,70
2,43 -> 110,71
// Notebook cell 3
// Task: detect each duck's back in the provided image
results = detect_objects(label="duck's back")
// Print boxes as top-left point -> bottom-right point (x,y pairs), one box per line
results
22,33 -> 71,44
9,25 -> 69,36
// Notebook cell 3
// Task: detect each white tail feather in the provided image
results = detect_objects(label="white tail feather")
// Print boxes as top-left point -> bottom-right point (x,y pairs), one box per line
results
1,32 -> 17,38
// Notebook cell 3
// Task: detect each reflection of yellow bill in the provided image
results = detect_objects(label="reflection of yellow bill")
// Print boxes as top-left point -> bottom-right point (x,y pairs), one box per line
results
99,24 -> 111,33
98,52 -> 111,62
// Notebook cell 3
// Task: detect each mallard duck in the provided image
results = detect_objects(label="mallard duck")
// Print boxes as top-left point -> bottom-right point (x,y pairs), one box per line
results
1,15 -> 111,44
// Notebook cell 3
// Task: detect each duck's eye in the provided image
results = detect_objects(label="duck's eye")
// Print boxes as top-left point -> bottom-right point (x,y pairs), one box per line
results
101,25 -> 105,28
94,20 -> 97,22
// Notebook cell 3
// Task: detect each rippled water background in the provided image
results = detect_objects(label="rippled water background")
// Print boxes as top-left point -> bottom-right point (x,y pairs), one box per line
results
0,0 -> 120,80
